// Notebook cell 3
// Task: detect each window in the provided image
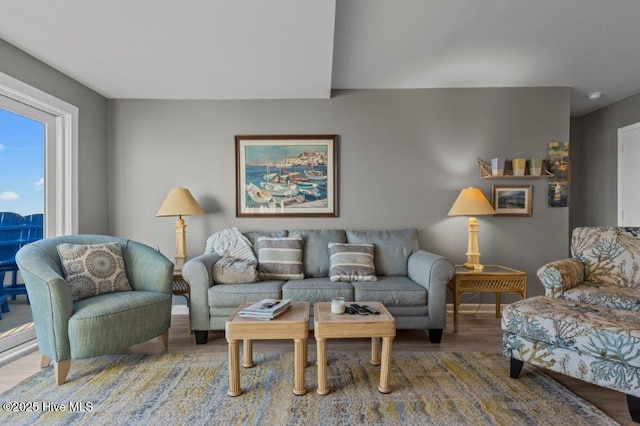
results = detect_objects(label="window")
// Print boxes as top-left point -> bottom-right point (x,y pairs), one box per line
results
0,71 -> 78,364
0,72 -> 78,236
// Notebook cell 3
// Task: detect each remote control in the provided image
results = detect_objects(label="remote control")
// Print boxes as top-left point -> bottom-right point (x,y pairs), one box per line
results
362,305 -> 380,315
345,306 -> 357,315
350,303 -> 369,315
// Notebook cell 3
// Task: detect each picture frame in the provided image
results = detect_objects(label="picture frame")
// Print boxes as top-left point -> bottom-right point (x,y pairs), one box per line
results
235,135 -> 338,217
492,185 -> 532,217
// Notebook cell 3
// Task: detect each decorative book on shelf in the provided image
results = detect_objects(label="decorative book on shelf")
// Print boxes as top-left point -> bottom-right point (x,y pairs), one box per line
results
477,158 -> 554,179
238,299 -> 293,320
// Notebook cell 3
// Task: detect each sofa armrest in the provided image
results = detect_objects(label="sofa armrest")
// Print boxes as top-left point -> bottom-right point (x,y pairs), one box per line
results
182,252 -> 221,331
536,258 -> 584,298
16,245 -> 74,361
407,250 -> 455,329
122,240 -> 173,294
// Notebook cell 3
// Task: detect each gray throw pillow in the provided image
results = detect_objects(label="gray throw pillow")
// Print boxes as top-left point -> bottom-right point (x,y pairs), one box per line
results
329,242 -> 377,282
57,242 -> 132,301
256,236 -> 304,280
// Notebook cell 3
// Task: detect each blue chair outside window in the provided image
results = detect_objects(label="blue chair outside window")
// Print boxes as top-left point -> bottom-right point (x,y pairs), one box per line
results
0,212 -> 44,314
0,212 -> 25,318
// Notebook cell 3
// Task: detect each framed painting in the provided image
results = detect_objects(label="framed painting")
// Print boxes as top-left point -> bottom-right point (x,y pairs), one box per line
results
492,185 -> 532,217
548,179 -> 568,207
235,135 -> 338,217
548,141 -> 570,207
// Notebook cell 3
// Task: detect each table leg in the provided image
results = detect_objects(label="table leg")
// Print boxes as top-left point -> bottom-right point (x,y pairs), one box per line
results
378,336 -> 394,394
242,339 -> 253,368
370,337 -> 381,366
316,337 -> 329,395
227,339 -> 242,397
293,338 -> 307,395
453,286 -> 459,333
495,292 -> 501,318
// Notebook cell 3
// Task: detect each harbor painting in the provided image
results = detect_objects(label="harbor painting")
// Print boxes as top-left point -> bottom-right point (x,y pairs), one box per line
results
235,135 -> 338,217
492,185 -> 532,217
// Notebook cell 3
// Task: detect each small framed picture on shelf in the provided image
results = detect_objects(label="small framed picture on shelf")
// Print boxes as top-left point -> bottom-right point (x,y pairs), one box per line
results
492,185 -> 532,217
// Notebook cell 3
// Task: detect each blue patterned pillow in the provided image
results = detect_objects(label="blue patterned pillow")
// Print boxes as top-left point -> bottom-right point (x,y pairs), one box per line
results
57,242 -> 132,301
329,243 -> 377,282
256,237 -> 304,280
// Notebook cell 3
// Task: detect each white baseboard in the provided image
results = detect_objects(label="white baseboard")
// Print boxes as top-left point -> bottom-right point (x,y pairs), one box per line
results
171,304 -> 497,316
172,305 -> 189,316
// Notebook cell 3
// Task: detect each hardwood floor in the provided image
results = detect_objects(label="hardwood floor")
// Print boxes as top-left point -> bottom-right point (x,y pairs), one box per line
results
0,311 -> 633,425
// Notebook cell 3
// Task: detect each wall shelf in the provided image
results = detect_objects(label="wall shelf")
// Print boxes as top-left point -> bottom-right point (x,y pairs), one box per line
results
477,158 -> 555,179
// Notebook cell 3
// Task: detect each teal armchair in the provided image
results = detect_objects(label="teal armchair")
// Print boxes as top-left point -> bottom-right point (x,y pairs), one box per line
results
16,235 -> 173,384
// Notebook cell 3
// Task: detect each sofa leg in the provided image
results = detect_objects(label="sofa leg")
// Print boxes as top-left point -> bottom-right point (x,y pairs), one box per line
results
194,331 -> 209,345
55,360 -> 71,385
40,355 -> 52,368
627,394 -> 640,423
510,357 -> 524,379
428,328 -> 443,344
158,331 -> 169,349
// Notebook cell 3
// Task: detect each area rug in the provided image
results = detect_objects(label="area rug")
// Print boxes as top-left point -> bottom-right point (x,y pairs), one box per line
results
0,351 -> 616,425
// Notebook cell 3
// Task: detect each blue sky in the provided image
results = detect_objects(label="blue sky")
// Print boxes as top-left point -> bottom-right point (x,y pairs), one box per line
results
0,108 -> 44,216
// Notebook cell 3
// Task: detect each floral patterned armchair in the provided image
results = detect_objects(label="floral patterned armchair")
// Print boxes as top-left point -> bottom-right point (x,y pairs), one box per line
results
537,227 -> 640,311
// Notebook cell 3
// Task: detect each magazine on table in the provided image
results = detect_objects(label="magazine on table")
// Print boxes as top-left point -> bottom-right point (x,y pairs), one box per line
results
238,299 -> 292,320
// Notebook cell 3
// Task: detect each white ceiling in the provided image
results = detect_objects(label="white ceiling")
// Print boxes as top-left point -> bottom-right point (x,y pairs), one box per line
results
1,0 -> 640,116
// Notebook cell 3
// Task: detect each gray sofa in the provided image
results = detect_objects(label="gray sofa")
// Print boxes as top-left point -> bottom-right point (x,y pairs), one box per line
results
182,228 -> 455,344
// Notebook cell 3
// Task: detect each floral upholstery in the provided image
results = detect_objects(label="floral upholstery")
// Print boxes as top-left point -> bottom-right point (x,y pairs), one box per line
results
537,258 -> 584,298
563,282 -> 640,312
503,296 -> 640,397
537,227 -> 640,310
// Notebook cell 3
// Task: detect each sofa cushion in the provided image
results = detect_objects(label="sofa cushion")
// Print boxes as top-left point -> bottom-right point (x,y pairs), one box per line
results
244,230 -> 288,257
208,281 -> 284,308
571,227 -> 640,287
289,229 -> 346,277
257,236 -> 304,280
282,278 -> 353,304
352,276 -> 426,307
502,296 -> 640,368
346,228 -> 418,276
563,281 -> 640,312
328,242 -> 377,282
69,290 -> 171,358
213,257 -> 258,284
57,242 -> 132,301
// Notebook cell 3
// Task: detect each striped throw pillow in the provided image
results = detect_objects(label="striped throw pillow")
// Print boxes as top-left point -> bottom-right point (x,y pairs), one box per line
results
257,237 -> 304,280
329,242 -> 377,282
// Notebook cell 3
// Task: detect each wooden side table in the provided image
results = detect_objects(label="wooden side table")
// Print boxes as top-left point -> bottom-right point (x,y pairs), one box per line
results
172,268 -> 190,305
447,264 -> 527,333
172,268 -> 191,332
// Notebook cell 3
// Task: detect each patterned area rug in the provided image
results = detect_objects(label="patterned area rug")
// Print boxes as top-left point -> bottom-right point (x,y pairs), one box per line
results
1,351 -> 616,425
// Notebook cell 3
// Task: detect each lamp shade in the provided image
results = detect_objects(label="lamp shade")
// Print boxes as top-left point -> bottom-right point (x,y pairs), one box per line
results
447,187 -> 495,216
156,188 -> 204,217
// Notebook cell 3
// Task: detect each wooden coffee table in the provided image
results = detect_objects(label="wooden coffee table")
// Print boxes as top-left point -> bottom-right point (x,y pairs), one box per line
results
225,301 -> 309,396
313,301 -> 396,394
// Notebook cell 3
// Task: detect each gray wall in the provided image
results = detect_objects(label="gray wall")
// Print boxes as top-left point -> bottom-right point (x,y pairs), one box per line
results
0,39 -> 110,234
109,87 -> 570,301
571,92 -> 640,227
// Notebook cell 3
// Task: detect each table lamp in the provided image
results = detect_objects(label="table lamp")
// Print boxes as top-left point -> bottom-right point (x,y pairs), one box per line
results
447,187 -> 496,270
156,187 -> 204,270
